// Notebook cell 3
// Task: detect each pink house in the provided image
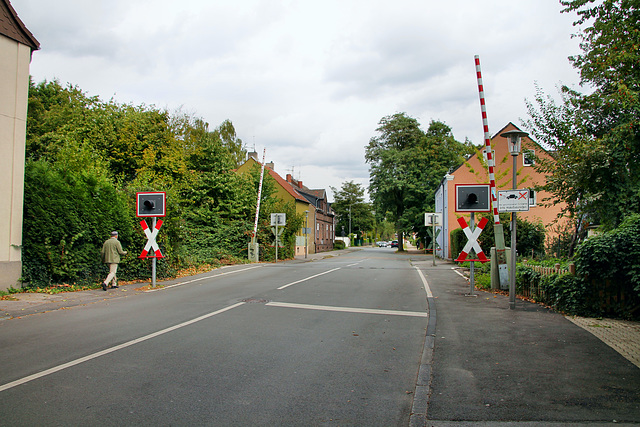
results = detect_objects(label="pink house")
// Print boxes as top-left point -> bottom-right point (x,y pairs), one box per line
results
435,123 -> 567,259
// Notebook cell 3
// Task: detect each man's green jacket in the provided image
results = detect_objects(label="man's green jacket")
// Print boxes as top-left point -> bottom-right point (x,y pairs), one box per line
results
101,237 -> 127,264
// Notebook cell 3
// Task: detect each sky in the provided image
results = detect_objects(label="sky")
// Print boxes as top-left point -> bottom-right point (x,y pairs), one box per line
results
15,0 -> 585,201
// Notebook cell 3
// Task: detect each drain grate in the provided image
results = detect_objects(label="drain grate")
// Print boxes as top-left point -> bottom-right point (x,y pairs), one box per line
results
239,298 -> 270,304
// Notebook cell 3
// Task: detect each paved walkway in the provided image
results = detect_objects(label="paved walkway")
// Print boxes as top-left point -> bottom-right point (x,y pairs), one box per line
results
566,316 -> 640,369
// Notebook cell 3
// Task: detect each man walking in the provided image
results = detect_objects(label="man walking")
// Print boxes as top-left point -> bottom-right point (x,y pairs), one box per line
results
101,231 -> 127,291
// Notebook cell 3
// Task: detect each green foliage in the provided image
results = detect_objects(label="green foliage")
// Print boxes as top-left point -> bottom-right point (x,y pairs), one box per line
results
514,215 -> 640,318
366,114 -> 471,250
22,79 -> 255,287
22,160 -> 133,286
517,266 -> 594,316
330,181 -> 374,236
525,0 -> 640,234
575,214 -> 640,304
334,240 -> 346,250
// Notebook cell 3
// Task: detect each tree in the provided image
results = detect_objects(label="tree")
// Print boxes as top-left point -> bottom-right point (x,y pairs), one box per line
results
366,113 -> 471,251
525,0 -> 640,245
330,181 -> 374,238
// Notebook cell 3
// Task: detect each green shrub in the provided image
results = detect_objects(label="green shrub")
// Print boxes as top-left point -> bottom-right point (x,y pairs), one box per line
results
334,240 -> 346,250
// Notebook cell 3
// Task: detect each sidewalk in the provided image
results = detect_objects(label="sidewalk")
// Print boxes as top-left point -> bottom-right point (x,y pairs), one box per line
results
410,256 -> 640,425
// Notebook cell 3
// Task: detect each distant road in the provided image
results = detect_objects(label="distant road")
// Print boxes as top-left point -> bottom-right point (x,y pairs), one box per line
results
0,248 -> 430,425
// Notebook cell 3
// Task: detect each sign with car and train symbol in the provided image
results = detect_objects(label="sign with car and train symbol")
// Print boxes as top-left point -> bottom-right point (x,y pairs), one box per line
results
497,190 -> 530,212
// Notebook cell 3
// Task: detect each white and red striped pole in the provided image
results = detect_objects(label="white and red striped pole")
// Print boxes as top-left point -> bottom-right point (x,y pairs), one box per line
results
252,148 -> 266,240
475,55 -> 508,289
475,55 -> 500,225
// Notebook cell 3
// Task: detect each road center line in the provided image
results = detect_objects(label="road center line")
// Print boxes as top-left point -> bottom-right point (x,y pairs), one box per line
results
414,266 -> 433,298
266,301 -> 428,318
0,302 -> 245,393
146,265 -> 263,292
277,268 -> 341,290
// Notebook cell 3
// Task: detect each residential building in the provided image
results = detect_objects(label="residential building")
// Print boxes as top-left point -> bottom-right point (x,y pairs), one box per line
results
0,0 -> 39,291
237,153 -> 331,256
285,175 -> 335,253
435,122 -> 567,260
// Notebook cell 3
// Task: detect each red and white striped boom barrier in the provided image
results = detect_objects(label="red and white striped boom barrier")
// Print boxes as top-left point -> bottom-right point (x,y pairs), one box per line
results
475,55 -> 500,225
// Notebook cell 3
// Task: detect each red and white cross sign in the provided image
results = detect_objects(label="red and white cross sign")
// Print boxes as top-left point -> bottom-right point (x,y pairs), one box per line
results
455,217 -> 489,263
139,219 -> 164,258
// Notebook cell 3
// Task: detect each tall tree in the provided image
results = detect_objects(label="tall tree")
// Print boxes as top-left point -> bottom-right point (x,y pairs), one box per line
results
366,114 -> 469,250
525,0 -> 640,243
330,181 -> 374,237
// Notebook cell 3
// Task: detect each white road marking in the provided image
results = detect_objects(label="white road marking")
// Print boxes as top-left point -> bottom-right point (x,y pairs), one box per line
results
414,266 -> 433,298
146,265 -> 263,292
277,268 -> 341,290
451,267 -> 468,280
0,302 -> 246,393
266,301 -> 428,318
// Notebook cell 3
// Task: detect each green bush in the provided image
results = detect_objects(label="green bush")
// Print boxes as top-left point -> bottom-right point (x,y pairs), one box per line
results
334,240 -> 346,250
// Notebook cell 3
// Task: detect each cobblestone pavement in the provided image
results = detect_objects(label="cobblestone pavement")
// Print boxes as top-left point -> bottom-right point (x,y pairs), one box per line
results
566,316 -> 640,368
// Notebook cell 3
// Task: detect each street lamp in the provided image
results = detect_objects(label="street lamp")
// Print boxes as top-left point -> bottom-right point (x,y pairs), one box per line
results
500,129 -> 529,310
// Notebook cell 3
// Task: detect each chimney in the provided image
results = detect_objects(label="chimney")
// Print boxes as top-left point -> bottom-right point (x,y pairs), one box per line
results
248,151 -> 258,161
266,161 -> 274,170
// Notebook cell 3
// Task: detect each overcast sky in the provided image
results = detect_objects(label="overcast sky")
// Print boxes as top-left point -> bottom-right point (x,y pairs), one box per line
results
16,0 -> 584,201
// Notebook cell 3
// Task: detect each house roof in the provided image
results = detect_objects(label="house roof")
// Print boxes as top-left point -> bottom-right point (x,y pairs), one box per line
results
0,0 -> 39,50
237,157 -> 310,204
265,167 -> 310,204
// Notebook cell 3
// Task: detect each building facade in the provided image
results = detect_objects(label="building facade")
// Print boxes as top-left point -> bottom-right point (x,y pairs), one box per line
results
0,0 -> 39,291
435,122 -> 568,260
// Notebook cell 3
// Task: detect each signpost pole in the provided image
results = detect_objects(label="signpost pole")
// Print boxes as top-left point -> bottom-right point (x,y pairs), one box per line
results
275,222 -> 279,263
432,214 -> 436,267
152,217 -> 157,288
469,212 -> 475,295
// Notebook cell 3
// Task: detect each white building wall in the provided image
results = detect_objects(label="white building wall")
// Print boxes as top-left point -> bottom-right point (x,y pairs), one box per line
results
0,35 -> 31,290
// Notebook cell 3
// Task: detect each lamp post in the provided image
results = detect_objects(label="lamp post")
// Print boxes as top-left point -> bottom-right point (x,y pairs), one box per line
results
500,129 -> 529,310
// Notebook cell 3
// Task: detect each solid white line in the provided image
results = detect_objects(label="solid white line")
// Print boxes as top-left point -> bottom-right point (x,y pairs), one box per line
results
266,301 -> 428,318
414,266 -> 433,298
0,302 -> 245,393
451,267 -> 468,280
277,268 -> 341,290
146,265 -> 263,292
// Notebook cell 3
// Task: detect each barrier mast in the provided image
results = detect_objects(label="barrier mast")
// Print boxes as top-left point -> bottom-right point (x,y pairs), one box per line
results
474,55 -> 508,287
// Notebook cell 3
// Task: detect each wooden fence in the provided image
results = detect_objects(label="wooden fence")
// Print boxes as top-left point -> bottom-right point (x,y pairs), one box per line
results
519,262 -> 575,301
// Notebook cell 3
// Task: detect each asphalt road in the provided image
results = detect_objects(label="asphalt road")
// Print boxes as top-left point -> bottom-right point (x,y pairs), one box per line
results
0,248 -> 430,426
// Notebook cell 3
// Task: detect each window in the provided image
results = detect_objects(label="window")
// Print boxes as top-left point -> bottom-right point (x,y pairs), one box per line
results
523,149 -> 535,166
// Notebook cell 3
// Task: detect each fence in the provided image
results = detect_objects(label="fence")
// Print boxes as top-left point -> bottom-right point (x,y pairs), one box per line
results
518,262 -> 575,301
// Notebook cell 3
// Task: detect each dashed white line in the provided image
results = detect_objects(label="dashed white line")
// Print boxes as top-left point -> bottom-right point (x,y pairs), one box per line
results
266,301 -> 428,318
277,268 -> 341,290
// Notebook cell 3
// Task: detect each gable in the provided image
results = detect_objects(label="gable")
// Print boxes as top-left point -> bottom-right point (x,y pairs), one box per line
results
0,0 -> 39,50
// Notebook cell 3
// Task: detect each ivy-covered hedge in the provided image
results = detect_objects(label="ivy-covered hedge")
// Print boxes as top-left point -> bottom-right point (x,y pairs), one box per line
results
515,214 -> 640,319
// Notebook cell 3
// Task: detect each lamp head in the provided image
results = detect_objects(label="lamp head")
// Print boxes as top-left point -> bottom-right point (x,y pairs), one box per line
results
500,129 -> 529,156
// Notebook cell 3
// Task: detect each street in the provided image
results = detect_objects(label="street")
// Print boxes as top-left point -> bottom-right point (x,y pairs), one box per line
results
0,248 -> 430,426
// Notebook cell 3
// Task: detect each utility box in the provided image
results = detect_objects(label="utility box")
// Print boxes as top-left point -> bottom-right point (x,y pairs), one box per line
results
491,247 -> 511,290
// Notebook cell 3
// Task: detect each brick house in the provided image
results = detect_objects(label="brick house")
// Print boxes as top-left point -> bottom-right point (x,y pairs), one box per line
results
236,153 -> 335,255
435,122 -> 568,260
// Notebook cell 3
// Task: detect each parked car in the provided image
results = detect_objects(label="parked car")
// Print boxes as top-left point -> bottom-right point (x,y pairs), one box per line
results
390,240 -> 398,248
376,241 -> 387,247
